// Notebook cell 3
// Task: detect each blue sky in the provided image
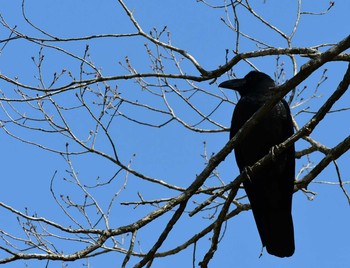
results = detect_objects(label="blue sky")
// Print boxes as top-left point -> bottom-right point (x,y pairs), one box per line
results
1,0 -> 350,267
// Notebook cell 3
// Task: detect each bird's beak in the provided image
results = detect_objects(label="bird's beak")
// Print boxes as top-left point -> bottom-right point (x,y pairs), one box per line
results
218,78 -> 246,90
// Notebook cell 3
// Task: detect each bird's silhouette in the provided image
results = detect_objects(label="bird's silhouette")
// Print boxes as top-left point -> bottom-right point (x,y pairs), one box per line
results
219,71 -> 295,257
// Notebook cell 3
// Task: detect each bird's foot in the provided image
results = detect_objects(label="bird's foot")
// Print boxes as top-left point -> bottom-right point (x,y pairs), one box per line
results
243,166 -> 253,183
270,145 -> 280,162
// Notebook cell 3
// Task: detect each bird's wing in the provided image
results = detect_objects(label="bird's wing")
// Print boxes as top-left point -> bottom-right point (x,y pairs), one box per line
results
230,97 -> 276,171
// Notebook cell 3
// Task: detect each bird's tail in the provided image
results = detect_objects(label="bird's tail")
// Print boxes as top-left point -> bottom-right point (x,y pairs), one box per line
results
264,209 -> 295,258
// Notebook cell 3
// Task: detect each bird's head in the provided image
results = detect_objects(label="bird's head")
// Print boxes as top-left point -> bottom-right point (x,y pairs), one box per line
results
219,71 -> 275,96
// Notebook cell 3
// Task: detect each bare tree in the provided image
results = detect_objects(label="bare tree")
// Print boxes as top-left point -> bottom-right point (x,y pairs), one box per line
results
0,0 -> 349,267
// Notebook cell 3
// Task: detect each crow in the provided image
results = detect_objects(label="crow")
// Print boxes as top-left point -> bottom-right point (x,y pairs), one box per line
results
219,71 -> 295,257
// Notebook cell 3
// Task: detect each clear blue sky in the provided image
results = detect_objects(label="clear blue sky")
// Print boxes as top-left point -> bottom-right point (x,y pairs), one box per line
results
1,0 -> 350,267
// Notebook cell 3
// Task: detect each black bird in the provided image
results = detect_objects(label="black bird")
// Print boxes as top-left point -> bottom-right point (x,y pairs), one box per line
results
219,71 -> 295,257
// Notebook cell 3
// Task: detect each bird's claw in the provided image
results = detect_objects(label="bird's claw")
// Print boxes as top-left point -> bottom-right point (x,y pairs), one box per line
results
243,166 -> 253,183
270,145 -> 280,162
